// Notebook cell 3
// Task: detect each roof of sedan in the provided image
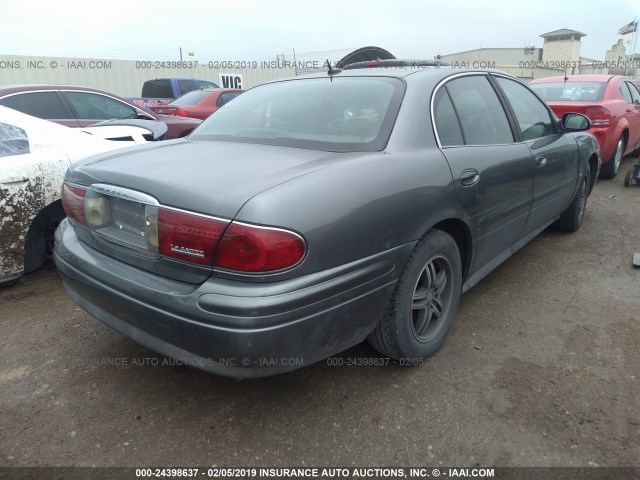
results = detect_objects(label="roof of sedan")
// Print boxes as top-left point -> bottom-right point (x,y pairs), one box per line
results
288,65 -> 507,82
0,84 -> 115,94
529,74 -> 619,84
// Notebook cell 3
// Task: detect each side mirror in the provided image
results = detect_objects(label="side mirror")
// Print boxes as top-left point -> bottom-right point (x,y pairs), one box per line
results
562,112 -> 591,132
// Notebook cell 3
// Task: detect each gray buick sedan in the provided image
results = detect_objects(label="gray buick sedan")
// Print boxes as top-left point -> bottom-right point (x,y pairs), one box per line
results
54,61 -> 600,378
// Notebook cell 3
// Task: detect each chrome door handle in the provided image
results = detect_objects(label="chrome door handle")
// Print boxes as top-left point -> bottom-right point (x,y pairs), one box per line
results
535,154 -> 547,167
460,169 -> 480,186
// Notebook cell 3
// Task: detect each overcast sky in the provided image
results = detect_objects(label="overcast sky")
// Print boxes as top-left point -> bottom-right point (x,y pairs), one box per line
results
2,0 -> 640,62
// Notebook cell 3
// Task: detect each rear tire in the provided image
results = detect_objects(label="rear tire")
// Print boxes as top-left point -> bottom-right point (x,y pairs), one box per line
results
552,170 -> 589,232
600,136 -> 624,179
368,229 -> 462,361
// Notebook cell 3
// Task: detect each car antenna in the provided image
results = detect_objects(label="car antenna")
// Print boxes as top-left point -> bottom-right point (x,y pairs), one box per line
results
326,59 -> 342,76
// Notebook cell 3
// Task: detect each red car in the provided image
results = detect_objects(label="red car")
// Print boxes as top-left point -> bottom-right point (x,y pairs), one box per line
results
0,85 -> 201,139
152,88 -> 243,120
529,75 -> 640,178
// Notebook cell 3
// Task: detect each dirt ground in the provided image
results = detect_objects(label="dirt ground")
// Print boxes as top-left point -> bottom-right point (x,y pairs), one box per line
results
1,158 -> 639,469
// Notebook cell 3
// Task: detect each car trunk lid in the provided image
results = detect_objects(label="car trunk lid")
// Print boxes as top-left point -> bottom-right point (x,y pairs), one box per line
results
64,139 -> 349,282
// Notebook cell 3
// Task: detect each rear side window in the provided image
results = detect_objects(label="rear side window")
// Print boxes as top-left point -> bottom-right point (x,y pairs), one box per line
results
170,90 -> 211,106
433,88 -> 464,146
217,91 -> 243,107
619,83 -> 633,103
495,77 -> 555,140
626,81 -> 640,104
0,92 -> 73,119
64,92 -> 137,120
142,80 -> 173,98
199,81 -> 219,89
445,76 -> 514,145
0,122 -> 30,157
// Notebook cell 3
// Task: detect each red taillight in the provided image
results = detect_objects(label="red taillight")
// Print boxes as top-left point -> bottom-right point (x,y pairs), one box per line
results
61,183 -> 87,225
157,208 -> 228,266
584,106 -> 611,126
173,109 -> 189,117
366,61 -> 380,67
215,222 -> 305,272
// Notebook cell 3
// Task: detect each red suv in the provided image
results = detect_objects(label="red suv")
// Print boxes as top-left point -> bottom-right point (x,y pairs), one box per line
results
530,75 -> 640,178
0,85 -> 201,139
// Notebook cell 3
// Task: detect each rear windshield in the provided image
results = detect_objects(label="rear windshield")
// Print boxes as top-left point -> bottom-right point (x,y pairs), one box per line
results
529,82 -> 607,102
142,80 -> 173,98
169,89 -> 213,106
189,77 -> 405,152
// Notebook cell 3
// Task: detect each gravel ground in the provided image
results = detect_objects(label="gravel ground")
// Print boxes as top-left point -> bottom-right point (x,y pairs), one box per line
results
1,158 -> 639,469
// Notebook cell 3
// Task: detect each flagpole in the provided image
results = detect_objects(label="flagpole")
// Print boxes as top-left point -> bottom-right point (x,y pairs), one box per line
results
632,20 -> 639,78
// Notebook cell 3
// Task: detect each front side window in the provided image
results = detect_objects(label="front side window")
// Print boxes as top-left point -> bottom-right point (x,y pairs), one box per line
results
0,91 -> 73,119
178,80 -> 196,95
64,92 -> 137,120
190,77 -> 405,152
444,76 -> 514,145
496,77 -> 555,141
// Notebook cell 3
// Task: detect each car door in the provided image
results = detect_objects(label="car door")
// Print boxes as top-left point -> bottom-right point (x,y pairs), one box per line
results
621,81 -> 640,153
0,121 -> 45,281
493,75 -> 579,232
432,74 -> 534,271
61,91 -> 139,127
0,91 -> 80,127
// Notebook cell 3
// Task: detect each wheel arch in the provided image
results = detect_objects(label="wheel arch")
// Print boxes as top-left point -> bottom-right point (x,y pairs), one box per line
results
620,127 -> 629,154
429,218 -> 472,283
23,199 -> 65,273
587,153 -> 599,194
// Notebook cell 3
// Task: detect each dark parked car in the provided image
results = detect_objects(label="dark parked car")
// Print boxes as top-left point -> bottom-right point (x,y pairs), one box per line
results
529,74 -> 640,179
54,63 -> 600,378
151,88 -> 244,120
0,85 -> 201,139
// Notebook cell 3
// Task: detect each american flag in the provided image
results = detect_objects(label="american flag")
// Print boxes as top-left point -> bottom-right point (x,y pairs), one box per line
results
618,21 -> 638,35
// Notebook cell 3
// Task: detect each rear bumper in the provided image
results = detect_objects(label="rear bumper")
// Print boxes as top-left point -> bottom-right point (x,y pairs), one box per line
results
54,219 -> 402,378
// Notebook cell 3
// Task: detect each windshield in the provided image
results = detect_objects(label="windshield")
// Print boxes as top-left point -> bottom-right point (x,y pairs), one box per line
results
169,89 -> 213,106
189,76 -> 405,152
530,82 -> 606,102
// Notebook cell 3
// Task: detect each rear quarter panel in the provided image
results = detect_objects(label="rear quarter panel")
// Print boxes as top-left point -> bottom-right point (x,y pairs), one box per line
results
234,149 -> 466,279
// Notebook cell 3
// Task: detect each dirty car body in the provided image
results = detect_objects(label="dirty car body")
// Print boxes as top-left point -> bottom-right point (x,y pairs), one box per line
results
0,106 -> 159,284
54,66 -> 600,378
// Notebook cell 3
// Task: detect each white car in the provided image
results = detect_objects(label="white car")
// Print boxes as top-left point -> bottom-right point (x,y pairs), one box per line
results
0,106 -> 163,284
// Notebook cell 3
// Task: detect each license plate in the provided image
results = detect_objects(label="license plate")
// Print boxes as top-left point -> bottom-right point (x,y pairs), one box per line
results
110,198 -> 146,237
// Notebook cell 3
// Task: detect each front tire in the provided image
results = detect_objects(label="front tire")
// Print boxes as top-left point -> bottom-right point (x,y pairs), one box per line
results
625,166 -> 634,187
368,229 -> 462,360
600,136 -> 624,179
24,202 -> 65,274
